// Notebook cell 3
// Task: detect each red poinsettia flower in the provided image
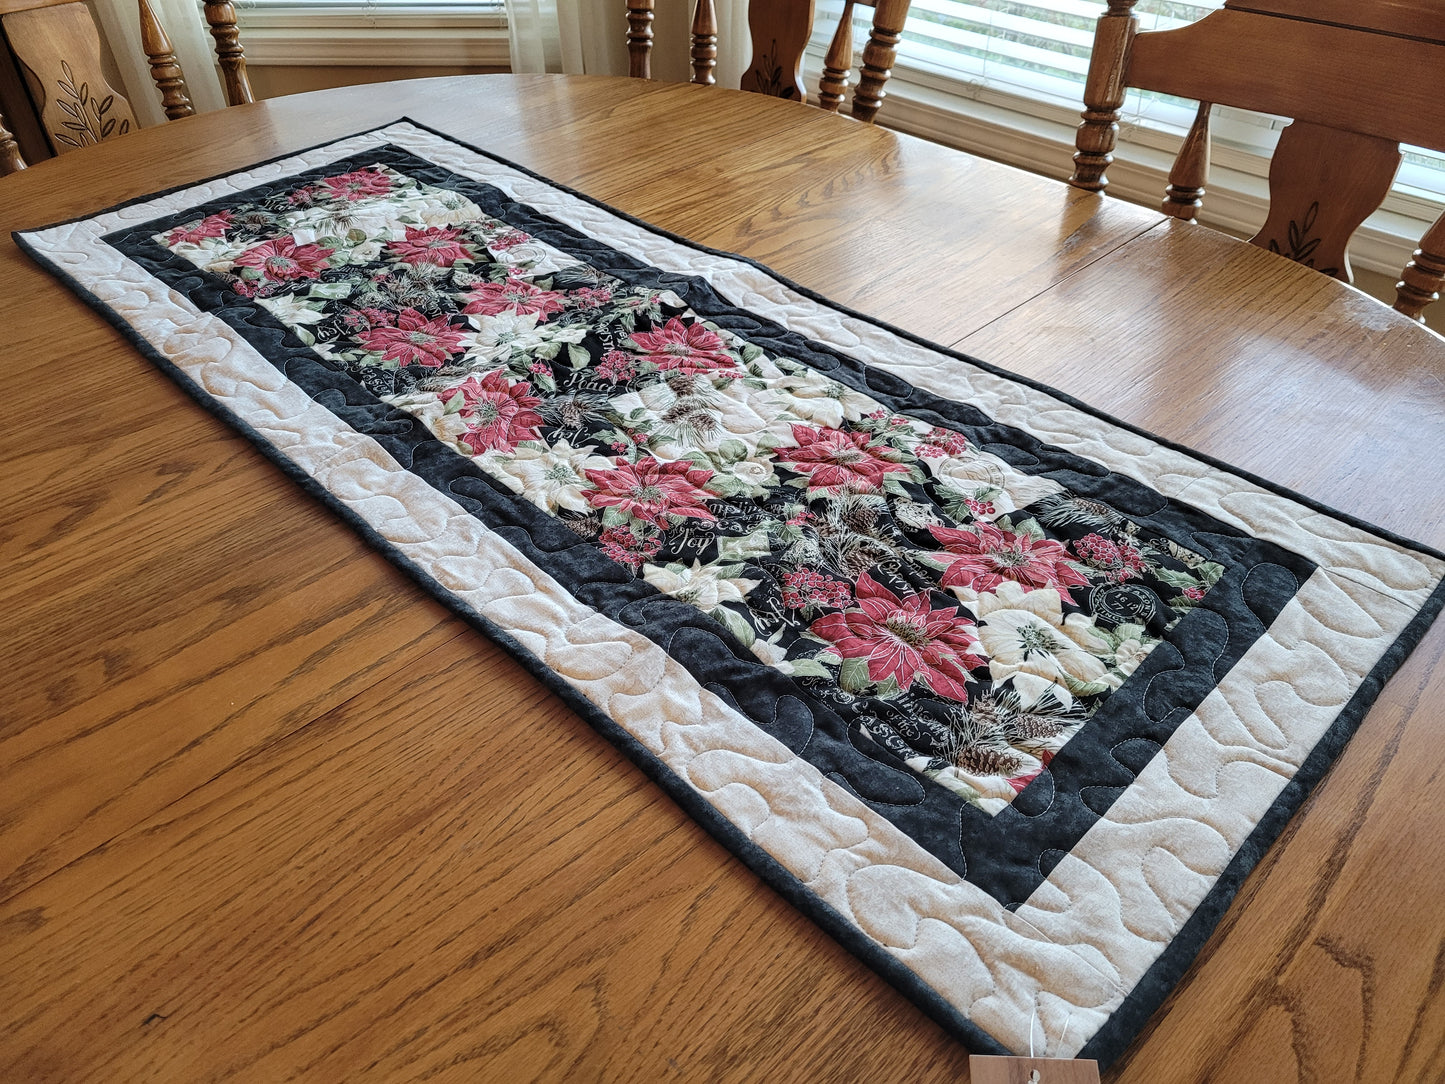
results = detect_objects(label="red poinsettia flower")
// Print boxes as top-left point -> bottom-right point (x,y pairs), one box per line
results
445,370 -> 544,454
571,287 -> 612,309
321,168 -> 392,201
387,225 -> 473,268
355,308 -> 465,367
927,522 -> 1091,604
164,211 -> 233,246
809,572 -> 985,702
777,424 -> 911,493
232,236 -> 334,282
462,275 -> 568,322
628,317 -> 736,373
584,457 -> 716,527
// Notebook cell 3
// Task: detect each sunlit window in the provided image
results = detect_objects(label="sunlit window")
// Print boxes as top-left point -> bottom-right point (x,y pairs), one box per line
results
814,0 -> 1445,199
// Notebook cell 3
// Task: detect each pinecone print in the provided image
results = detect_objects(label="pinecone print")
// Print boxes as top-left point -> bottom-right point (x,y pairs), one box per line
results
954,745 -> 1025,777
563,513 -> 602,539
1005,712 -> 1068,741
964,697 -> 1011,735
843,500 -> 879,535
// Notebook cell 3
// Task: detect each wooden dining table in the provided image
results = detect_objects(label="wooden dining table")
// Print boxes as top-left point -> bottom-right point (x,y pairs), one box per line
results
2,73 -> 1443,1083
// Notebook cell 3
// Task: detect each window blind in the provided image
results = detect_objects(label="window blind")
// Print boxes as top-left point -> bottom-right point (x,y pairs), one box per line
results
836,0 -> 1226,129
902,1 -> 1204,112
816,0 -> 1443,196
239,0 -> 504,12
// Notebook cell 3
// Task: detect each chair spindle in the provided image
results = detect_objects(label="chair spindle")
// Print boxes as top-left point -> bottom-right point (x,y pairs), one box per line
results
203,0 -> 254,106
627,1 -> 655,79
818,0 -> 856,113
1071,0 -> 1139,191
1163,101 -> 1210,221
640,1 -> 907,123
140,0 -> 194,120
0,110 -> 24,174
690,0 -> 717,86
1395,211 -> 1445,322
851,1 -> 906,122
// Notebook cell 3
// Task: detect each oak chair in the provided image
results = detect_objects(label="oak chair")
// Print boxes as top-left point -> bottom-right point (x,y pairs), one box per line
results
625,0 -> 913,123
0,0 -> 253,175
1069,0 -> 1445,322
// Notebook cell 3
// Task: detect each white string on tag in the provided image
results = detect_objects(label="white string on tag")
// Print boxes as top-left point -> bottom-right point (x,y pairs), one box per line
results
1057,1011 -> 1073,1058
968,1003 -> 1101,1084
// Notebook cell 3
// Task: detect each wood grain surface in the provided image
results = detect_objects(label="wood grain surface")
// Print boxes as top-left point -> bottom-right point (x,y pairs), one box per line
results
1,75 -> 1442,1083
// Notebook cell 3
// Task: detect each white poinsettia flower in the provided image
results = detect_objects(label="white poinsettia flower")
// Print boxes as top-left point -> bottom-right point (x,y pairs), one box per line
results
404,193 -> 484,227
949,764 -> 1038,806
998,470 -> 1065,511
715,375 -> 795,437
490,241 -> 576,276
257,292 -> 327,325
464,311 -> 551,360
611,374 -> 712,417
643,560 -> 761,611
339,238 -> 386,264
975,581 -> 1111,707
749,632 -> 790,667
741,351 -> 787,381
496,439 -> 612,513
173,240 -> 236,268
288,204 -> 397,239
616,375 -> 787,457
772,372 -> 875,429
1112,637 -> 1154,680
931,452 -> 1063,515
728,458 -> 776,489
928,451 -> 1006,489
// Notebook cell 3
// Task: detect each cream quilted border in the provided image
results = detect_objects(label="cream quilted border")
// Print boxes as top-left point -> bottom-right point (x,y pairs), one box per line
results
21,122 -> 1441,1059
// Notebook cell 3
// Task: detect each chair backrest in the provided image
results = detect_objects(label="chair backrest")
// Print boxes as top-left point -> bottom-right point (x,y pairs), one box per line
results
625,0 -> 913,123
0,0 -> 253,175
1068,0 -> 1445,322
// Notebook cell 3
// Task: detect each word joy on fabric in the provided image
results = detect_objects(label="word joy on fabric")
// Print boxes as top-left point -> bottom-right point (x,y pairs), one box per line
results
18,120 -> 1445,1070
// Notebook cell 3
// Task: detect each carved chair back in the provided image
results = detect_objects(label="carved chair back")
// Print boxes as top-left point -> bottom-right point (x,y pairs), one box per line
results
625,0 -> 913,123
0,0 -> 253,176
1069,0 -> 1445,321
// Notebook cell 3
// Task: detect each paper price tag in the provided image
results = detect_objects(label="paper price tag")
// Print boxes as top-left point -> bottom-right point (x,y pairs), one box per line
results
968,1054 -> 1101,1084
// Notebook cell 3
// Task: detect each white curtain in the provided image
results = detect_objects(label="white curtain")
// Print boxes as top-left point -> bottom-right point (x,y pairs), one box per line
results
90,0 -> 229,129
506,0 -> 752,89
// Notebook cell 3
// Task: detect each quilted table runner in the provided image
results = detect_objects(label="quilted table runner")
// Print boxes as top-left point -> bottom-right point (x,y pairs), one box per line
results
19,120 -> 1445,1068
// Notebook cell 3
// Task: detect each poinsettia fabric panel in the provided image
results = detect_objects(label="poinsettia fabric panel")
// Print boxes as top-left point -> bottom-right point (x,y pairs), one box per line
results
18,121 -> 1445,1069
100,142 -> 1325,908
